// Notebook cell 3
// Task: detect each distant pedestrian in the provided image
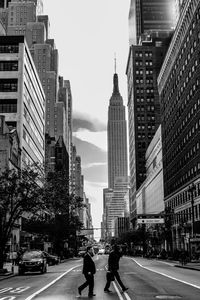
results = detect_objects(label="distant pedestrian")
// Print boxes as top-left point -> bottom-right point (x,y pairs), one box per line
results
179,249 -> 187,266
78,246 -> 96,298
104,244 -> 128,293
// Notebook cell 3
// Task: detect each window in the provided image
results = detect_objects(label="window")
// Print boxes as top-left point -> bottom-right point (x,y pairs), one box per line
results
0,61 -> 18,71
0,79 -> 18,92
0,45 -> 19,53
0,99 -> 17,113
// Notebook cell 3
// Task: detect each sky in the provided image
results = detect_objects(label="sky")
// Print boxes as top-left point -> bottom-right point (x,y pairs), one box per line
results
43,0 -> 130,240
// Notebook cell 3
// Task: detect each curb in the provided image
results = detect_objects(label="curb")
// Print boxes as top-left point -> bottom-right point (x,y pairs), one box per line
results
0,273 -> 16,281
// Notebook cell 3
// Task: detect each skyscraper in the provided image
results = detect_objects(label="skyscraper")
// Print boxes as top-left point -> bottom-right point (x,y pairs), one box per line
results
107,69 -> 128,189
0,36 -> 45,166
127,0 -> 175,225
129,0 -> 176,45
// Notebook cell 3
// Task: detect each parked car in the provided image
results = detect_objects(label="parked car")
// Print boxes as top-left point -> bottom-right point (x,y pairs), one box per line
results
43,252 -> 60,265
18,250 -> 47,275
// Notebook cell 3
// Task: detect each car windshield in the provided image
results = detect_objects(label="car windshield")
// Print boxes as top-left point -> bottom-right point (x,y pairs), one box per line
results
22,251 -> 42,260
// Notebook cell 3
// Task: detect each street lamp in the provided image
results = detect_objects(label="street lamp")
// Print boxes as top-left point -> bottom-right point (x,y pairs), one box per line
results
188,183 -> 196,238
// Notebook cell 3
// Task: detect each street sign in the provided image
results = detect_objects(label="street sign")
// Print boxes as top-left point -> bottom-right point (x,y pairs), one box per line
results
137,218 -> 164,224
190,237 -> 200,242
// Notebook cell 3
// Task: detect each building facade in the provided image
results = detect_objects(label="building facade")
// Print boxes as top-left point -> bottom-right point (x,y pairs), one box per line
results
158,0 -> 200,253
129,0 -> 176,45
106,177 -> 129,238
0,35 -> 45,165
126,34 -> 172,224
135,125 -> 164,217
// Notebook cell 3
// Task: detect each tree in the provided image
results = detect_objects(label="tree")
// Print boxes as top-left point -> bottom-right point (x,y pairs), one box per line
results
23,170 -> 84,256
0,165 -> 44,270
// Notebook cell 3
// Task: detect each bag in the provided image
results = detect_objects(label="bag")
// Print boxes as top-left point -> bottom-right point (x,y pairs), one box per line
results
106,271 -> 115,281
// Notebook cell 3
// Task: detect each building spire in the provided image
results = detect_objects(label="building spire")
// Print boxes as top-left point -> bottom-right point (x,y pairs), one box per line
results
114,53 -> 117,74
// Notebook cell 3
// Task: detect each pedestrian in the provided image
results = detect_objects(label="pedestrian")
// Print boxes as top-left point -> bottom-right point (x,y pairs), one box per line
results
104,244 -> 128,293
78,245 -> 96,298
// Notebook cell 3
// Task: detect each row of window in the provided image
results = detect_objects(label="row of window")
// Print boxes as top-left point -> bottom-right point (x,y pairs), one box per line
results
23,127 -> 44,163
166,163 -> 200,194
135,51 -> 153,58
172,204 -> 200,225
166,140 -> 200,181
0,79 -> 18,92
0,61 -> 18,71
161,8 -> 200,105
165,91 -> 200,154
24,104 -> 44,149
136,105 -> 155,112
137,97 -> 155,103
169,183 -> 200,210
164,79 -> 199,140
164,58 -> 199,124
166,118 -> 200,167
137,115 -> 155,122
0,45 -> 19,53
0,99 -> 17,113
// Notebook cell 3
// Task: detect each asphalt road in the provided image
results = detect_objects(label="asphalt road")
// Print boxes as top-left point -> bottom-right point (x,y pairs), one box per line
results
0,256 -> 200,300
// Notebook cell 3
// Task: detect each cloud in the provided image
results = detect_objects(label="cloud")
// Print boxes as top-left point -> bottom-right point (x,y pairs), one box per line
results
82,162 -> 107,169
73,130 -> 107,152
73,111 -> 106,132
73,133 -> 107,159
82,162 -> 107,183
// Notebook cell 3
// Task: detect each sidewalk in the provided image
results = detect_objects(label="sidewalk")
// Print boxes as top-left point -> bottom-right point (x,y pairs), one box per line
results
0,263 -> 18,281
174,260 -> 200,271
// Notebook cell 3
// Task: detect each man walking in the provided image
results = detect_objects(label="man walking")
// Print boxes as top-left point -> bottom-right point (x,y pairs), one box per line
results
78,246 -> 96,297
104,244 -> 128,293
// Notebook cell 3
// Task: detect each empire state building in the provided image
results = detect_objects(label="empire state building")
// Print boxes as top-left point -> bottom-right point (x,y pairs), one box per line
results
107,71 -> 128,189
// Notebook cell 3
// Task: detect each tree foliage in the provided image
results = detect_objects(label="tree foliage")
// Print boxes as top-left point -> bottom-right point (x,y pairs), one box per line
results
23,170 -> 84,255
0,165 -> 44,269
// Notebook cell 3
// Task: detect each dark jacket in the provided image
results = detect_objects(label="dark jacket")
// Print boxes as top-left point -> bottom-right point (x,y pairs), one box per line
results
82,252 -> 96,275
108,249 -> 122,271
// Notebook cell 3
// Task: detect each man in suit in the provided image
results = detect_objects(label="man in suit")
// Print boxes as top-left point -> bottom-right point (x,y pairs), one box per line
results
104,244 -> 128,293
78,246 -> 96,297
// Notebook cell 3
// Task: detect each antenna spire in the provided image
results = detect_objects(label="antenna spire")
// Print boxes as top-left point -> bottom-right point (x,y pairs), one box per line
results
114,53 -> 117,74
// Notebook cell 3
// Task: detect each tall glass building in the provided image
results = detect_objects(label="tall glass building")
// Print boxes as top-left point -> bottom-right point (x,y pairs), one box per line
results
129,0 -> 176,45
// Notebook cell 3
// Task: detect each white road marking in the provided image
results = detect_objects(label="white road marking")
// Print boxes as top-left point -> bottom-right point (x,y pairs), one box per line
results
131,258 -> 200,290
0,289 -> 13,294
10,287 -> 30,294
112,281 -> 124,300
0,297 -> 16,300
112,279 -> 131,300
24,264 -> 82,300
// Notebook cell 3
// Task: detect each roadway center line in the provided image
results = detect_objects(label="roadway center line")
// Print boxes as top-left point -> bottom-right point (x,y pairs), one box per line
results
24,264 -> 82,300
131,258 -> 200,290
112,277 -> 132,300
112,281 -> 125,300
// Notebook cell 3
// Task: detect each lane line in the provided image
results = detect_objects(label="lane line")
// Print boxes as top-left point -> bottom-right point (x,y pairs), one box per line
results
131,258 -> 200,290
24,264 -> 82,300
112,281 -> 124,300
